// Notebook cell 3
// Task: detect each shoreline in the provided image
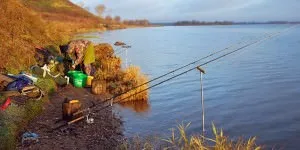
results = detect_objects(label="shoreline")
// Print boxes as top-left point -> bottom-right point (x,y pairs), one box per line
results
13,32 -> 150,149
17,86 -> 124,149
0,21 -> 152,149
1,24 -> 266,150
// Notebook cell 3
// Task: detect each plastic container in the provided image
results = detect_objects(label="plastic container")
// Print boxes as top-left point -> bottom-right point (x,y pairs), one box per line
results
86,76 -> 94,87
72,73 -> 87,88
67,70 -> 83,85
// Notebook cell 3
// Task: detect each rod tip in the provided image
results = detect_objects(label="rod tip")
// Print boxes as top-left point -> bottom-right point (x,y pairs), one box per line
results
197,66 -> 206,74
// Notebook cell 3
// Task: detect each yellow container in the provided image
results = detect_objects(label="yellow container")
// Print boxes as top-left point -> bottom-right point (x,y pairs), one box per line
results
86,76 -> 94,87
62,99 -> 82,121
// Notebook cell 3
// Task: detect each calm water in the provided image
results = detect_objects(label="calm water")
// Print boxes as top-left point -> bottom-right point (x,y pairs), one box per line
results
82,25 -> 300,149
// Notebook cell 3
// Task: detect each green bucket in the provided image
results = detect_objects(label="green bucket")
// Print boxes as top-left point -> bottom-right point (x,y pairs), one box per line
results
72,73 -> 87,88
67,70 -> 83,78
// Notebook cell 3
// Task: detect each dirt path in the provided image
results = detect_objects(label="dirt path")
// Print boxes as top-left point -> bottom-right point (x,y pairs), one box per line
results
17,85 -> 124,150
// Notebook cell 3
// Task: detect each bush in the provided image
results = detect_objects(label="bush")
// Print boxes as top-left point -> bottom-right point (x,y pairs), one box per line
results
117,66 -> 149,102
93,44 -> 149,102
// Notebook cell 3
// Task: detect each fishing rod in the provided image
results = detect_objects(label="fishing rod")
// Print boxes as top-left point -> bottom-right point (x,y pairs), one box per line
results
99,25 -> 291,104
92,24 -> 298,112
73,38 -> 259,115
55,25 -> 298,130
73,24 -> 297,117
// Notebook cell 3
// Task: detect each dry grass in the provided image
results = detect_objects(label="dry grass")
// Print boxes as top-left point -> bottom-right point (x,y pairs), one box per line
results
93,44 -> 149,102
164,123 -> 262,150
0,0 -> 103,148
0,0 -> 149,73
117,66 -> 149,102
120,123 -> 262,150
0,0 -> 104,73
0,0 -> 74,72
0,0 -> 148,149
94,43 -> 122,80
0,0 -> 48,70
21,0 -> 99,21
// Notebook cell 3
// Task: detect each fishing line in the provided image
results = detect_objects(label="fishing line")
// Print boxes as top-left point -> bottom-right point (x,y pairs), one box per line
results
85,24 -> 298,114
101,25 -> 290,103
95,24 -> 298,109
93,28 -> 281,111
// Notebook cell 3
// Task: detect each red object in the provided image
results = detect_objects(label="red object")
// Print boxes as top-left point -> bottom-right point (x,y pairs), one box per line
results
1,97 -> 11,111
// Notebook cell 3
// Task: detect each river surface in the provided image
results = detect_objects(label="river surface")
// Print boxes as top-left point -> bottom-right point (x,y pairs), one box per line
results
81,25 -> 300,149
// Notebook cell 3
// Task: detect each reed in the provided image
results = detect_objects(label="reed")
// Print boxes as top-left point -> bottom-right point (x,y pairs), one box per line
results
120,123 -> 262,150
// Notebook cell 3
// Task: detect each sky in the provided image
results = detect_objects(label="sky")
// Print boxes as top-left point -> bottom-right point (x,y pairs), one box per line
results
70,0 -> 300,22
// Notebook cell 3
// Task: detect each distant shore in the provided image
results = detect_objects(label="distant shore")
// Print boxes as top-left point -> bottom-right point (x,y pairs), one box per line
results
153,21 -> 300,26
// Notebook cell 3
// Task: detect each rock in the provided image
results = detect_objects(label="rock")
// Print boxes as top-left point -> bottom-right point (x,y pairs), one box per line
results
114,41 -> 126,46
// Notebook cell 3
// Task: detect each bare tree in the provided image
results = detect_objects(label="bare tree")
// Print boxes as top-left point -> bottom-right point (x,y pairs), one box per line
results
114,16 -> 121,23
123,20 -> 129,25
95,4 -> 106,17
78,1 -> 85,8
122,19 -> 150,26
105,15 -> 113,23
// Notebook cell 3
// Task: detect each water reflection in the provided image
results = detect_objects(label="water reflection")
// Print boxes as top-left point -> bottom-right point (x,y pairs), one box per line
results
118,100 -> 150,113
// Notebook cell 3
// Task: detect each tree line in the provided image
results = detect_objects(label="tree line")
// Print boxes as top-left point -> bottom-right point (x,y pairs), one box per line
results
174,20 -> 300,26
175,20 -> 233,26
95,4 -> 150,26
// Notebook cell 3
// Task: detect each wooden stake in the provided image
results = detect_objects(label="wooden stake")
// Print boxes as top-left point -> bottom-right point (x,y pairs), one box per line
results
67,116 -> 85,125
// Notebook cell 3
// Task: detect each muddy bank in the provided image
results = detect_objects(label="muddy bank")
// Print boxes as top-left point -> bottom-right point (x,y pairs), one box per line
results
17,85 -> 124,150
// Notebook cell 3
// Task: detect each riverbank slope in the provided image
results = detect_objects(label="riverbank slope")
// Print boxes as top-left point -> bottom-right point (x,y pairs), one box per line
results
0,0 -> 148,149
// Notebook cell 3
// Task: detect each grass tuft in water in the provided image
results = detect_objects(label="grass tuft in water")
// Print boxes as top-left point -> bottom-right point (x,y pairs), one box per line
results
120,123 -> 262,150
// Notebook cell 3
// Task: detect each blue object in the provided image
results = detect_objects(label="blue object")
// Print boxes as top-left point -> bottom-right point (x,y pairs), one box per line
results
56,56 -> 64,63
22,132 -> 39,145
22,132 -> 39,139
6,76 -> 33,91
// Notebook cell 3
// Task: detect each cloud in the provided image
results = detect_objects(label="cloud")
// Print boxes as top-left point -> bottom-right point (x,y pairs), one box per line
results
174,0 -> 266,21
70,0 -> 300,22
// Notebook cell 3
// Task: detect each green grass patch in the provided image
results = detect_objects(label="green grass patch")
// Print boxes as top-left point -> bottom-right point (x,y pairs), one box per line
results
36,78 -> 57,95
0,103 -> 26,149
0,78 -> 56,149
